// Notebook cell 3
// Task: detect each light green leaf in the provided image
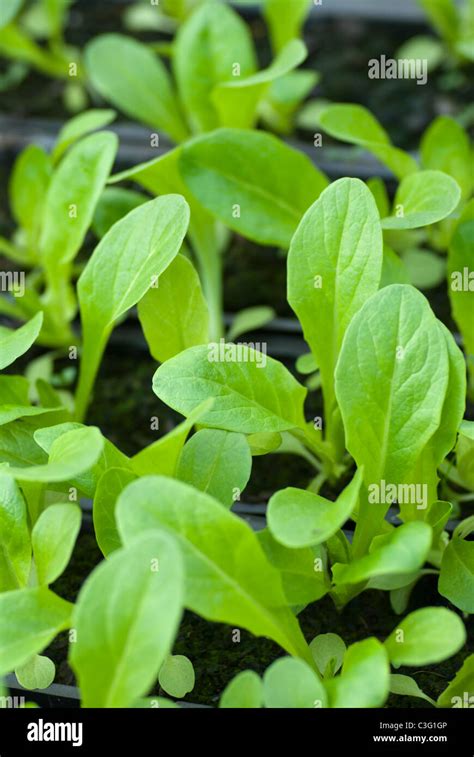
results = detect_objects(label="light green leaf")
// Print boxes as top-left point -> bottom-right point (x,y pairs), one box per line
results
288,178 -> 383,426
319,104 -> 418,179
263,657 -> 327,708
32,503 -> 81,585
173,1 -> 256,132
52,109 -> 117,163
15,654 -> 55,691
310,633 -> 346,679
384,607 -> 466,666
402,248 -> 446,289
227,306 -> 275,342
389,674 -> 435,705
332,522 -> 432,585
92,187 -> 147,239
418,0 -> 459,44
93,467 -> 137,558
220,670 -> 263,708
177,429 -> 251,507
420,116 -> 472,200
263,0 -> 311,52
9,144 -> 51,247
158,655 -> 195,699
0,312 -> 43,370
153,343 -> 307,433
76,195 -> 190,421
439,535 -> 474,613
85,34 -> 188,142
0,472 -> 30,589
456,420 -> 474,489
116,476 -> 313,663
381,171 -> 461,230
5,426 -> 104,482
40,131 -> 118,267
0,0 -> 24,28
268,467 -> 363,548
0,587 -> 72,675
437,654 -> 474,708
325,639 -> 390,708
448,220 -> 474,377
138,254 -> 209,363
70,532 -> 184,708
247,431 -> 282,456
180,128 -> 329,246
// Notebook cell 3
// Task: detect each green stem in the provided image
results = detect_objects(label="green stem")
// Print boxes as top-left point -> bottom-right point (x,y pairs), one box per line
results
74,326 -> 108,423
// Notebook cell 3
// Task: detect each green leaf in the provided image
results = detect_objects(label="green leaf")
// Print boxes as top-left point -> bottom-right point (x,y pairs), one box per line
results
70,532 -> 184,708
212,39 -> 307,129
227,306 -> 275,342
384,607 -> 466,666
335,285 -> 450,486
32,503 -> 81,585
85,34 -> 188,142
325,639 -> 390,708
92,187 -> 147,239
153,343 -> 307,433
437,654 -> 474,708
138,254 -> 209,363
439,535 -> 474,613
158,655 -> 195,699
40,131 -> 118,267
9,144 -> 51,247
93,467 -> 137,557
288,178 -> 383,427
180,128 -> 328,246
418,0 -> 459,45
220,670 -> 263,708
247,431 -> 282,456
0,312 -> 43,370
15,654 -> 55,691
177,429 -> 251,507
173,1 -> 256,132
52,109 -> 117,163
420,116 -> 472,200
258,529 -> 330,606
389,674 -> 435,705
0,587 -> 72,675
332,522 -> 432,585
402,248 -> 446,289
0,0 -> 24,28
116,476 -> 313,663
0,472 -> 30,589
381,170 -> 461,230
76,195 -> 190,421
268,467 -> 363,548
319,104 -> 418,179
310,633 -> 346,678
456,420 -> 474,489
263,0 -> 311,52
448,220 -> 474,377
5,426 -> 104,482
262,657 -> 327,708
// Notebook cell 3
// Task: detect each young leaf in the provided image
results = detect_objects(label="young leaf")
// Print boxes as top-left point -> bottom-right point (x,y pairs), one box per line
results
92,187 -> 147,239
138,254 -> 209,363
0,312 -> 43,370
179,128 -> 329,246
310,633 -> 346,679
381,171 -> 461,230
158,655 -> 195,699
85,34 -> 188,142
153,343 -> 307,433
40,131 -> 118,267
32,504 -> 81,585
227,306 -> 275,342
117,476 -> 313,663
5,426 -> 104,482
389,674 -> 435,705
177,429 -> 252,507
384,607 -> 466,666
93,467 -> 137,558
9,144 -> 51,247
0,472 -> 31,589
318,104 -> 418,179
52,108 -> 117,163
220,670 -> 263,708
263,0 -> 311,52
76,195 -> 190,421
262,657 -> 327,708
267,467 -> 363,548
437,654 -> 474,708
325,639 -> 390,708
0,587 -> 72,675
70,532 -> 184,708
420,115 -> 472,200
15,654 -> 55,691
439,532 -> 474,613
173,1 -> 256,132
332,522 -> 432,585
288,178 -> 383,429
448,220 -> 474,381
